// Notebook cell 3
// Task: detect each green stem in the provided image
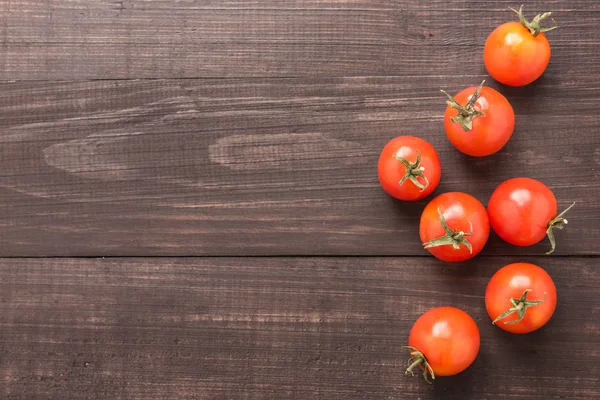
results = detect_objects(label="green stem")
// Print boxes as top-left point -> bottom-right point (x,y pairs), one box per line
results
393,150 -> 429,192
440,80 -> 486,132
423,208 -> 473,253
402,346 -> 435,384
546,202 -> 575,255
492,289 -> 547,325
510,5 -> 558,37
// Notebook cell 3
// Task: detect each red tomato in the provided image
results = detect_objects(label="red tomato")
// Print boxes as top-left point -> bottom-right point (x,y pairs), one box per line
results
420,192 -> 489,262
484,6 -> 557,86
378,136 -> 441,201
442,81 -> 515,157
485,263 -> 557,334
404,307 -> 480,382
488,178 -> 575,254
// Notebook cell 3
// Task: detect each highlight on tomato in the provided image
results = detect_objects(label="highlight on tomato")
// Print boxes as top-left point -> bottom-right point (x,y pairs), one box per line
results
420,192 -> 490,262
441,80 -> 515,157
487,177 -> 575,254
377,136 -> 441,201
403,307 -> 480,383
485,263 -> 557,334
484,6 -> 557,87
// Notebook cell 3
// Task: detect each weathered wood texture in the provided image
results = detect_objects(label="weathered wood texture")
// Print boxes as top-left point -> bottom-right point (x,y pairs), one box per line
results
1,257 -> 598,400
1,76 -> 598,256
2,1 -> 600,399
2,1 -> 600,79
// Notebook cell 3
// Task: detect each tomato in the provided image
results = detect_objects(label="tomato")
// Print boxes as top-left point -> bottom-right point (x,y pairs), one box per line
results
378,136 -> 441,201
442,81 -> 515,157
488,178 -> 575,254
404,307 -> 480,382
485,263 -> 557,334
484,6 -> 557,86
420,192 -> 489,262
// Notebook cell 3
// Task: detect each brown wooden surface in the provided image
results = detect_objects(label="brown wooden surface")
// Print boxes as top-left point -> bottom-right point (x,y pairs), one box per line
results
2,1 -> 600,80
1,257 -> 599,400
1,77 -> 599,256
1,0 -> 600,399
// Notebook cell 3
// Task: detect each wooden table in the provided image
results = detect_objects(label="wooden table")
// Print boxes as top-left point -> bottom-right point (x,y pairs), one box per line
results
1,1 -> 599,399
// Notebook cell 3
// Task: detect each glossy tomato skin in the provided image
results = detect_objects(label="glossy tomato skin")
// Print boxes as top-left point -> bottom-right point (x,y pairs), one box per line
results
444,86 -> 515,157
484,22 -> 551,87
420,192 -> 490,262
488,178 -> 557,247
377,136 -> 441,201
408,307 -> 480,376
485,263 -> 557,334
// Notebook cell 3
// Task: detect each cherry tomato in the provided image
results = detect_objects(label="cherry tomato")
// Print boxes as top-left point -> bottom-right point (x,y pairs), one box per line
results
420,192 -> 489,262
485,263 -> 557,334
378,136 -> 441,201
487,178 -> 575,254
404,307 -> 480,382
442,81 -> 515,157
484,6 -> 557,86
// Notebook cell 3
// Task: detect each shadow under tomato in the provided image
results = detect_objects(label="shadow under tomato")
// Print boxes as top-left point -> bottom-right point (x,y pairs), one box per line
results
386,194 -> 430,217
429,258 -> 482,278
489,73 -> 552,99
383,194 -> 431,242
431,353 -> 484,399
452,143 -> 518,185
481,228 -> 561,257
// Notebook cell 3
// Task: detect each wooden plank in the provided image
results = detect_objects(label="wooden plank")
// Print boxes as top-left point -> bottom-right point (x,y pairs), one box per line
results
1,77 -> 598,256
2,1 -> 600,79
0,256 -> 598,399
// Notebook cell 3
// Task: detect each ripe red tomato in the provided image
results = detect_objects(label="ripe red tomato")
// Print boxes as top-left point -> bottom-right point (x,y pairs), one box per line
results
420,192 -> 489,262
442,81 -> 515,157
484,6 -> 557,86
488,178 -> 575,254
404,307 -> 480,382
378,136 -> 441,201
485,263 -> 557,334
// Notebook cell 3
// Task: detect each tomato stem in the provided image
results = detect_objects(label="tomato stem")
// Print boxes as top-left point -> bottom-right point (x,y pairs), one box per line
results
423,208 -> 473,253
510,5 -> 558,37
393,150 -> 429,192
441,80 -> 486,132
402,346 -> 435,384
546,202 -> 575,255
492,289 -> 547,325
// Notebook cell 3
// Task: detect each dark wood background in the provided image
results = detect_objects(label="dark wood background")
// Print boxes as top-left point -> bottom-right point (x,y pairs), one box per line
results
1,1 -> 599,399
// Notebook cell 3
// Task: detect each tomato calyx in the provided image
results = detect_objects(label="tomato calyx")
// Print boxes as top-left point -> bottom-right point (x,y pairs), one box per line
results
402,346 -> 435,384
492,289 -> 547,325
423,208 -> 473,253
393,150 -> 429,192
441,80 -> 486,132
546,202 -> 576,255
509,5 -> 558,37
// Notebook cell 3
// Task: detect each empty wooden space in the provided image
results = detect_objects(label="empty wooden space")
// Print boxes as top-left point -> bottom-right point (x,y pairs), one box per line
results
1,1 -> 599,399
2,257 -> 599,399
1,77 -> 599,257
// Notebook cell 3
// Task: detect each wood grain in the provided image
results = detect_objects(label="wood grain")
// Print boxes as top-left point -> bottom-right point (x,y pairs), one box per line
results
2,1 -> 600,398
1,77 -> 598,256
2,1 -> 600,79
1,256 -> 598,400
